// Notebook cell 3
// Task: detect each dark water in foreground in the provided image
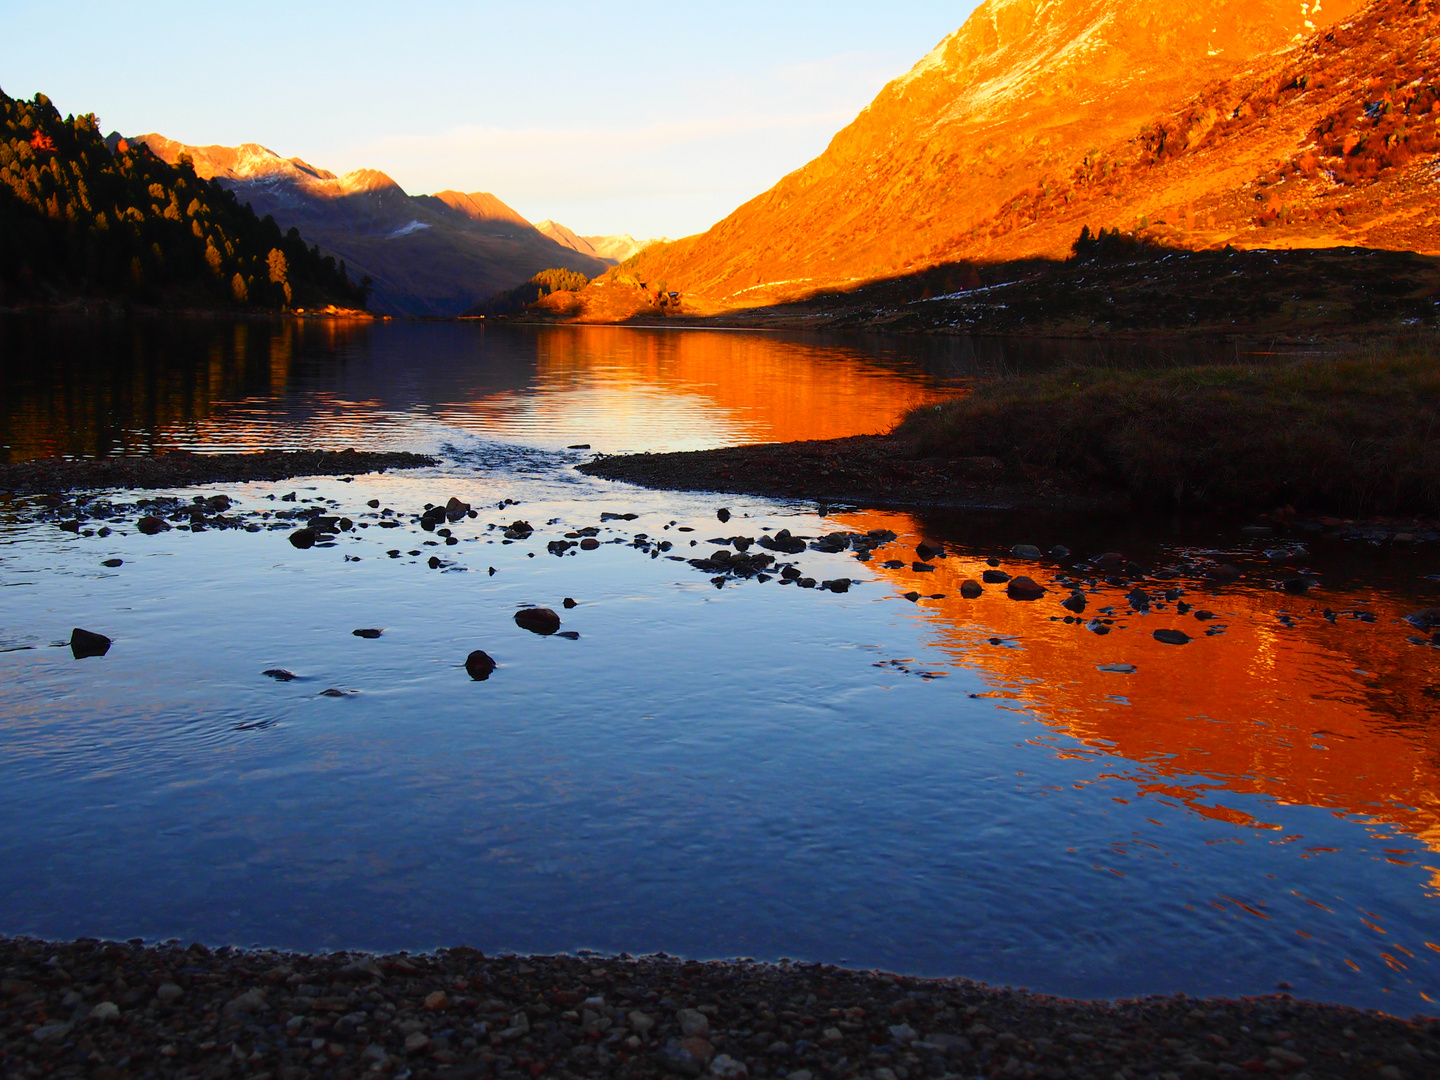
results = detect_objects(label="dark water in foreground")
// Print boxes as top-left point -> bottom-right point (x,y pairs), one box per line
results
1,317 -> 1438,1015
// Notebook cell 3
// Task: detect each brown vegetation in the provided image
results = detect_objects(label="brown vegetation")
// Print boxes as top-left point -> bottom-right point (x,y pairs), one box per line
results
898,344 -> 1440,515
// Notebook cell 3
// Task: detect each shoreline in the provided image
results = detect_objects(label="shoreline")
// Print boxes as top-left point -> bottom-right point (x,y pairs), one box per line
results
0,450 -> 438,495
2,936 -> 1432,1080
578,435 -> 1131,515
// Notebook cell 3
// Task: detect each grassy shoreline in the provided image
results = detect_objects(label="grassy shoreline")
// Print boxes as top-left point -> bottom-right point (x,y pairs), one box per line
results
897,346 -> 1440,517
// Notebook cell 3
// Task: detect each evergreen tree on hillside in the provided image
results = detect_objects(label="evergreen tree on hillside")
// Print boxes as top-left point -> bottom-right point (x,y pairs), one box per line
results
467,268 -> 594,316
0,89 -> 371,309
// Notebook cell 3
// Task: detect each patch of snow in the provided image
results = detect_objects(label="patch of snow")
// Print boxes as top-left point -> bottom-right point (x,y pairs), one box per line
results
913,281 -> 1016,303
728,278 -> 814,297
386,220 -> 431,239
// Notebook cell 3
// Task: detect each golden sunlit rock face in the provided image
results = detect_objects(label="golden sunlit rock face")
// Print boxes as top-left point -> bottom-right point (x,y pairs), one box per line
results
612,0 -> 1440,310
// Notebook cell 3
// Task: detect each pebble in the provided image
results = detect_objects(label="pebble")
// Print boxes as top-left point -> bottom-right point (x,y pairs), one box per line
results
101,557 -> 123,568
88,1000 -> 120,1022
960,579 -> 983,598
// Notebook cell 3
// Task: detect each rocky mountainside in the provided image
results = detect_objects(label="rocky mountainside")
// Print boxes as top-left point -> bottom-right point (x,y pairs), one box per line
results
615,0 -> 1385,310
534,219 -> 606,260
133,136 -> 609,316
585,233 -> 664,263
533,222 -> 665,265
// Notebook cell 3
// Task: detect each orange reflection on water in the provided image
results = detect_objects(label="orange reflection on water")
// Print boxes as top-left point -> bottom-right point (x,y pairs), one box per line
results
839,509 -> 1440,879
439,327 -> 951,450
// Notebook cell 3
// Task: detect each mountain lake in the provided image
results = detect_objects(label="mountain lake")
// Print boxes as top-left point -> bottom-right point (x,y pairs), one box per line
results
1,316 -> 1437,1015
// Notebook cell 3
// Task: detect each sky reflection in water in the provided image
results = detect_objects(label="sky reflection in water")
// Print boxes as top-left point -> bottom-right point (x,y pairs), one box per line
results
0,319 -> 1437,1014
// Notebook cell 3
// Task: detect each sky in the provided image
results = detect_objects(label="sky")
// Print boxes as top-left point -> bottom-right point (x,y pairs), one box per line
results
1,1 -> 979,239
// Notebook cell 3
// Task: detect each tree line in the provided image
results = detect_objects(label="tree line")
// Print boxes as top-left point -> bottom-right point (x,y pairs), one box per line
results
0,89 -> 369,309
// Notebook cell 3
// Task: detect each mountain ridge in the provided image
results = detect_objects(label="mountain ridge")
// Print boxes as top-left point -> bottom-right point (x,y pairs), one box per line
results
608,0 -> 1391,311
133,135 -> 608,316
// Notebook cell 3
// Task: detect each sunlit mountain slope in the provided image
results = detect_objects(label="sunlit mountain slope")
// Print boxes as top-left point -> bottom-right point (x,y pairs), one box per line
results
613,0 -> 1377,309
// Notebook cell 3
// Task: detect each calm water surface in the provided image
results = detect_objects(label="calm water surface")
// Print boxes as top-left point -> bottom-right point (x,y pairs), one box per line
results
1,317 -> 1438,1015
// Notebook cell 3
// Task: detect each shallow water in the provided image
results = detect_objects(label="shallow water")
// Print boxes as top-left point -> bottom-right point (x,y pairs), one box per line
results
2,317 -> 1438,1015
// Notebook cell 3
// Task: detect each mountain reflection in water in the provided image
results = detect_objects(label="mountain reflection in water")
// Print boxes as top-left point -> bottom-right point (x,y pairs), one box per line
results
841,510 -> 1440,879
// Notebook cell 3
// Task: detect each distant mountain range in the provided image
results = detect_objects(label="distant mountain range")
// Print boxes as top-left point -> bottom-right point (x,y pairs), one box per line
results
131,135 -> 611,316
533,220 -> 666,265
603,0 -> 1440,314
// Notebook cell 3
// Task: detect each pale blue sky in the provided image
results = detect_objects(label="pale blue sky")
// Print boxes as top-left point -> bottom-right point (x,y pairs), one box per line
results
1,2 -> 979,238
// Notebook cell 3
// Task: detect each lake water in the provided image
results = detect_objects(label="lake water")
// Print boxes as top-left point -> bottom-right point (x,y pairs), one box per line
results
2,317 -> 1438,1016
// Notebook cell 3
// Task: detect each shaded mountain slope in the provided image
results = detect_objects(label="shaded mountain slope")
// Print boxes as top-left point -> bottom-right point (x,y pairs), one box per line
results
612,0 -> 1369,309
134,136 -> 609,316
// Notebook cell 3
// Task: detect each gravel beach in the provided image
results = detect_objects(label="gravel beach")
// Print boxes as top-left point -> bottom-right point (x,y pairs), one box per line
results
0,451 -> 437,495
2,938 -> 1434,1080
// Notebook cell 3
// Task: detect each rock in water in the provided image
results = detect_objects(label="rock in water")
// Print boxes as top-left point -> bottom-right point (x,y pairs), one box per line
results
716,508 -> 731,523
445,497 -> 470,520
1006,576 -> 1046,600
959,580 -> 983,598
514,607 -> 562,635
1281,577 -> 1310,594
1403,608 -> 1440,629
563,597 -> 578,609
1153,628 -> 1192,645
101,558 -> 123,568
982,569 -> 1011,584
262,668 -> 298,681
1061,591 -> 1087,613
289,528 -> 317,549
1086,619 -> 1111,635
352,628 -> 383,639
136,515 -> 169,535
69,628 -> 111,659
1011,544 -> 1042,560
465,650 -> 497,681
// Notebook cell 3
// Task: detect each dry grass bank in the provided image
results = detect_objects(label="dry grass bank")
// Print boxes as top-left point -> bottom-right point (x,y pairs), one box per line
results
896,343 -> 1440,515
